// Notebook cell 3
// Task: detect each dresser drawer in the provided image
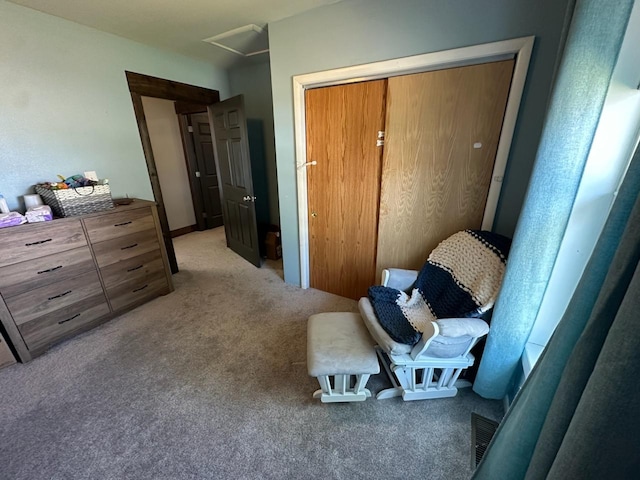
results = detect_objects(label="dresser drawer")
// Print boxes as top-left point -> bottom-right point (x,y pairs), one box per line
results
0,246 -> 95,298
84,207 -> 155,244
100,249 -> 164,290
0,220 -> 87,267
6,270 -> 105,326
107,271 -> 169,312
18,295 -> 110,351
92,229 -> 160,268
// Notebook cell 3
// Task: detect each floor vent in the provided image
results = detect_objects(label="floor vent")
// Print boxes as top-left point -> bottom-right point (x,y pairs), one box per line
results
471,413 -> 499,468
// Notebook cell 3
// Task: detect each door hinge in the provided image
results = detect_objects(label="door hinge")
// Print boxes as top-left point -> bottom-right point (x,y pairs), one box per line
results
187,126 -> 194,133
376,139 -> 385,147
377,131 -> 385,147
195,171 -> 201,178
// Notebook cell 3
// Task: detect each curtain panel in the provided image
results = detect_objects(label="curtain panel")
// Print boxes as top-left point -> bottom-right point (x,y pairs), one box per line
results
473,126 -> 640,479
473,0 -> 635,400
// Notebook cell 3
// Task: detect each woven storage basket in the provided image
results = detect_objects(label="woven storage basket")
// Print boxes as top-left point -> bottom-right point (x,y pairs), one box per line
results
35,184 -> 114,217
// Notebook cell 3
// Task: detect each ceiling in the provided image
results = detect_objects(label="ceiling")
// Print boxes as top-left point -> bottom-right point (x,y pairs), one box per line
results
7,0 -> 341,68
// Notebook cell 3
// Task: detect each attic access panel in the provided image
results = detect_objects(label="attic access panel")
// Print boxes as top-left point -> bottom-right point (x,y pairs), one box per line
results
202,24 -> 269,57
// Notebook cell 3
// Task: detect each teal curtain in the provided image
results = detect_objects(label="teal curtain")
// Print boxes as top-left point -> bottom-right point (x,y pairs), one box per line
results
473,0 -> 635,399
472,137 -> 640,479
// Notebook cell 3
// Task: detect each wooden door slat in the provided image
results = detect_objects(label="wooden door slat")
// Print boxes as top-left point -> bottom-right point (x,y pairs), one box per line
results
375,60 -> 515,279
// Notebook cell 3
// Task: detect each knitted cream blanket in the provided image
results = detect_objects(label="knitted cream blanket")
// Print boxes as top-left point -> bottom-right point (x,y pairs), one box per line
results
368,230 -> 511,345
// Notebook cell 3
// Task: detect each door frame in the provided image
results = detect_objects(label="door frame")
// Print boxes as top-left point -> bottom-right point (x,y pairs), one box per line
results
176,112 -> 207,231
125,72 -> 220,273
293,36 -> 534,289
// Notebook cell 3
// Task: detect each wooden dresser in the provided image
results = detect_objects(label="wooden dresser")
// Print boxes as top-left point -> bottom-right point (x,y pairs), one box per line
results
0,200 -> 173,362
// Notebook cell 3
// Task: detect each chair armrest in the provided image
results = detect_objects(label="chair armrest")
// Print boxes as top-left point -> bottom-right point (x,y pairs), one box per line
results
410,318 -> 490,360
381,268 -> 419,290
410,321 -> 439,359
435,318 -> 489,338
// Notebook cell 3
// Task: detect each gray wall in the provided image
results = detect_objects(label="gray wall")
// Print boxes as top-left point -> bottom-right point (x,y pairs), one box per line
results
269,0 -> 572,285
0,0 -> 230,212
229,61 -> 279,226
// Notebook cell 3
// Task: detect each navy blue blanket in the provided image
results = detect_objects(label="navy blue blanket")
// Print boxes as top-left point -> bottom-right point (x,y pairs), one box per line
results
369,230 -> 511,345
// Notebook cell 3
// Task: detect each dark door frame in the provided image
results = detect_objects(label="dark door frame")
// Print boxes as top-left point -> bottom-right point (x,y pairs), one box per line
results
125,71 -> 220,273
176,112 -> 206,232
175,104 -> 209,232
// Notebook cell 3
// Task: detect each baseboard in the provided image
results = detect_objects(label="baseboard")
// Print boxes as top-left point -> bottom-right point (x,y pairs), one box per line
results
170,224 -> 197,238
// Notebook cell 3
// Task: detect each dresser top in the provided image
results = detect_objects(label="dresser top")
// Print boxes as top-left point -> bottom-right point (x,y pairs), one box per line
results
0,198 -> 156,234
77,199 -> 156,219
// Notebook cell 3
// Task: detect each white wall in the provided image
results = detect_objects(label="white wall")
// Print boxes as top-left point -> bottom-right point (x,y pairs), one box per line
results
527,2 -> 640,349
229,61 -> 279,225
0,0 -> 229,212
141,97 -> 196,231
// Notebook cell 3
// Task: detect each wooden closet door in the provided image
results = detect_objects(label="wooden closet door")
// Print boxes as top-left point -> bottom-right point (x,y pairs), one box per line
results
306,80 -> 387,299
375,60 -> 514,279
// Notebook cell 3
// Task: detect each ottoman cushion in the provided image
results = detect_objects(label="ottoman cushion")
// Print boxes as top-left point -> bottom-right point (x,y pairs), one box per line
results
307,312 -> 380,377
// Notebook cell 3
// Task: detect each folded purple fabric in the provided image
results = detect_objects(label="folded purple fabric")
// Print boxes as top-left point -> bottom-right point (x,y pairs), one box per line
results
0,212 -> 27,228
26,205 -> 53,223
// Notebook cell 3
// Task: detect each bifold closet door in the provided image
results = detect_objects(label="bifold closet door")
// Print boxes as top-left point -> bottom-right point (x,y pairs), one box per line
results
375,60 -> 515,280
306,80 -> 387,299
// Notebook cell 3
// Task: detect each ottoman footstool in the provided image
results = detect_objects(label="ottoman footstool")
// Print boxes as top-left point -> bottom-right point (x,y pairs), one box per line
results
307,312 -> 380,403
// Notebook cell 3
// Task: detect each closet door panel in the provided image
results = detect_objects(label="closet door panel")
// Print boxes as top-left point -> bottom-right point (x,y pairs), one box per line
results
306,80 -> 387,299
376,60 -> 514,279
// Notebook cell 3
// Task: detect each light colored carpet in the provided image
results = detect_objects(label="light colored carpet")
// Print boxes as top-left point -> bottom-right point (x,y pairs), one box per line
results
0,227 -> 503,480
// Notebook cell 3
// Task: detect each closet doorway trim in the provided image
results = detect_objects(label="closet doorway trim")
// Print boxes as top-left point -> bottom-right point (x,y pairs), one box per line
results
293,36 -> 535,288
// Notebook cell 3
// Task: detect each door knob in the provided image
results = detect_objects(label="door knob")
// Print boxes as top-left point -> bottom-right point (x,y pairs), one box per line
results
311,212 -> 318,218
243,195 -> 256,202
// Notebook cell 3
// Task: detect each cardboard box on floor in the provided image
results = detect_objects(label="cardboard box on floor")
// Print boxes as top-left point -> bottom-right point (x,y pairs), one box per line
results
264,231 -> 282,260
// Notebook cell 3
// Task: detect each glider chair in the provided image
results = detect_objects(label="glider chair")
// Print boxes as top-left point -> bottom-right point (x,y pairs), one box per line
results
359,230 -> 511,401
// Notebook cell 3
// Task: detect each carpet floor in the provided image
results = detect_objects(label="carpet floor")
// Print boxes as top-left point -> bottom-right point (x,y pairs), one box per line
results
0,227 -> 503,480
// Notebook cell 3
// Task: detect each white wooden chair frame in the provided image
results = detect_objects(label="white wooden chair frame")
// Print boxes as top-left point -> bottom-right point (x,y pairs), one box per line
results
313,373 -> 373,403
361,268 -> 487,401
375,329 -> 482,401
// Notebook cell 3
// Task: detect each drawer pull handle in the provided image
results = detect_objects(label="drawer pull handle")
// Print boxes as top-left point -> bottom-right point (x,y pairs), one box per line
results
25,238 -> 52,247
37,265 -> 63,274
48,290 -> 72,301
114,221 -> 133,227
132,284 -> 148,293
58,313 -> 81,325
121,243 -> 138,250
127,265 -> 143,272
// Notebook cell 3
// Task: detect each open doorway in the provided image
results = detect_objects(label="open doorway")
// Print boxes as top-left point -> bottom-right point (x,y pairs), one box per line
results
141,97 -> 222,239
126,72 -> 221,273
175,103 -> 224,231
